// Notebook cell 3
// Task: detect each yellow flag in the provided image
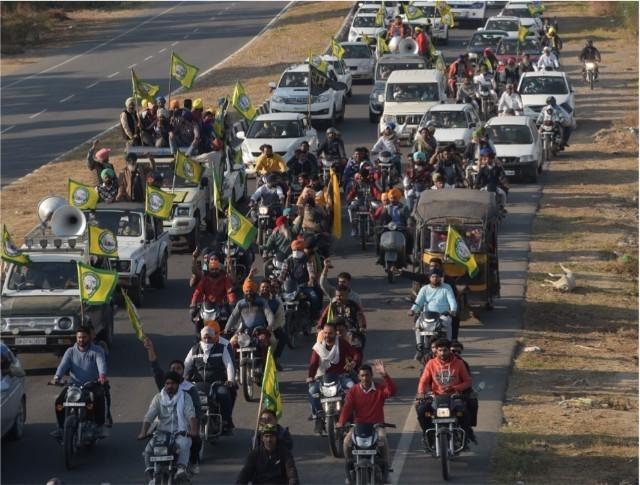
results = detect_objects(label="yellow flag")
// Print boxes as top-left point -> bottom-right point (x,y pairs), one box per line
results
175,151 -> 203,184
231,81 -> 257,121
331,37 -> 346,59
375,5 -> 385,26
330,169 -> 342,239
131,69 -> 159,102
77,262 -> 118,305
1,225 -> 30,266
122,288 -> 145,341
518,25 -> 529,43
227,203 -> 257,250
376,36 -> 390,55
308,51 -> 328,74
438,3 -> 455,28
145,185 -> 176,220
88,225 -> 118,259
261,347 -> 282,418
211,166 -> 223,211
361,33 -> 372,45
69,178 -> 99,210
170,52 -> 199,89
445,225 -> 479,278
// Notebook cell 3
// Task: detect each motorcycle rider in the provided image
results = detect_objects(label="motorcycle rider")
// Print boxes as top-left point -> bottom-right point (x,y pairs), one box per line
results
497,83 -> 523,115
404,151 -> 433,211
253,408 -> 293,451
184,325 -> 236,434
50,326 -> 109,440
579,39 -> 601,80
474,147 -> 509,212
450,340 -> 479,437
455,76 -> 477,108
414,338 -> 474,447
503,57 -> 521,86
317,127 -> 347,175
224,279 -> 275,344
342,147 -> 370,194
338,360 -> 397,484
536,46 -> 560,71
138,371 -> 198,481
298,140 -> 318,173
306,321 -> 359,434
408,268 -> 457,358
255,144 -> 287,176
537,96 -> 573,148
413,124 -> 437,157
249,172 -> 285,224
377,188 -> 414,266
319,262 -> 362,306
259,279 -> 287,370
279,239 -> 322,320
447,55 -> 470,97
264,215 -> 296,265
317,285 -> 367,341
545,26 -> 562,58
480,47 -> 498,73
287,149 -> 317,179
472,65 -> 498,117
518,53 -> 535,73
346,172 -> 381,237
431,144 -> 465,188
371,124 -> 402,178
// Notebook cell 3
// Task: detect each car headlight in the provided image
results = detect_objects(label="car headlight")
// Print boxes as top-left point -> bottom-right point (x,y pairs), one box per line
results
520,155 -> 535,162
1,318 -> 8,332
117,260 -> 131,272
153,446 -> 168,456
176,206 -> 190,217
271,95 -> 284,103
57,317 -> 73,331
436,407 -> 451,418
314,94 -> 330,103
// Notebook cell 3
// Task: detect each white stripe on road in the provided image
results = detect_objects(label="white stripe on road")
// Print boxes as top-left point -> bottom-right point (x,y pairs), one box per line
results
193,27 -> 199,33
59,94 -> 75,103
29,109 -> 47,119
183,34 -> 190,39
0,125 -> 16,134
390,404 -> 418,485
107,71 -> 120,78
4,3 -> 182,89
171,41 -> 179,46
86,81 -> 100,89
158,48 -> 167,53
128,63 -> 137,69
144,55 -> 154,61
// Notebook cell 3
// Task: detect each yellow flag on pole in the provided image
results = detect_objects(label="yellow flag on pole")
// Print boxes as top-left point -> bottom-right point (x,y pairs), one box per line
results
77,262 -> 118,305
69,179 -> 99,210
175,151 -> 203,184
145,185 -> 176,220
122,288 -> 145,341
1,225 -> 30,266
261,347 -> 282,418
88,225 -> 118,258
231,81 -> 257,121
444,225 -> 479,278
330,169 -> 342,239
170,52 -> 199,89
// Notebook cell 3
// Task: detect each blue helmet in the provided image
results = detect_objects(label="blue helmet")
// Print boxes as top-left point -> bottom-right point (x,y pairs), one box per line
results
412,151 -> 427,163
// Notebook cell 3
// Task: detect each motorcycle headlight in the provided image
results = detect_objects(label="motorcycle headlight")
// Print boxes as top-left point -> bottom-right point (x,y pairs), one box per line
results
355,435 -> 375,448
238,333 -> 251,348
259,206 -> 270,215
67,387 -> 82,403
57,317 -> 73,331
388,222 -> 397,231
436,407 -> 451,418
176,206 -> 190,217
153,446 -> 168,455
271,95 -> 284,103
321,385 -> 338,397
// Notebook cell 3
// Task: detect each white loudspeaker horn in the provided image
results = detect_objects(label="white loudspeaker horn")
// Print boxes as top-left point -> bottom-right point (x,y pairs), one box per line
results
37,196 -> 68,225
51,206 -> 87,237
398,38 -> 419,55
388,36 -> 401,52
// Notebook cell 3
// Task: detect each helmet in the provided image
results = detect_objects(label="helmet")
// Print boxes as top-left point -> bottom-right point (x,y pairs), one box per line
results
326,127 -> 338,135
548,27 -> 556,35
458,54 -> 465,61
483,47 -> 492,56
543,46 -> 551,53
507,57 -> 516,65
156,96 -> 166,104
412,151 -> 427,163
193,98 -> 204,110
546,96 -> 556,106
425,120 -> 436,133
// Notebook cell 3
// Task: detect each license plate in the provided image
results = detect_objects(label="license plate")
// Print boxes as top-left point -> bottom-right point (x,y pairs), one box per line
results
419,331 -> 434,336
63,402 -> 86,407
434,418 -> 456,424
504,170 -> 515,176
239,347 -> 256,352
149,456 -> 173,462
353,449 -> 377,455
321,396 -> 342,403
15,337 -> 47,346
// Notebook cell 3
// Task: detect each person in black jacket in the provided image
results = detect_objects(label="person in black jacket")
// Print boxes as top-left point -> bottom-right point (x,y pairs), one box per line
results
252,408 -> 293,452
237,424 -> 299,485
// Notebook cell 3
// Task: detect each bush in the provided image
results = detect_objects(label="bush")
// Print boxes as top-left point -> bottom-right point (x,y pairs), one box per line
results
589,1 -> 639,36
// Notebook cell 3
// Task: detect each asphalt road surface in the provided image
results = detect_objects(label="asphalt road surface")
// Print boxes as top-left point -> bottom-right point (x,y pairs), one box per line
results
0,1 -> 288,186
1,7 -> 544,484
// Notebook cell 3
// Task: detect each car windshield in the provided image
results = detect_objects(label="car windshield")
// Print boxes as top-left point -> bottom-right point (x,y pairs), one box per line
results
520,76 -> 568,95
87,211 -> 143,237
469,33 -> 506,48
353,15 -> 378,27
386,82 -> 439,102
153,163 -> 200,188
497,38 -> 539,54
500,7 -> 532,18
7,261 -> 78,291
486,19 -> 519,31
343,44 -> 371,58
488,125 -> 533,144
247,120 -> 302,138
376,62 -> 425,80
426,111 -> 469,128
278,72 -> 309,88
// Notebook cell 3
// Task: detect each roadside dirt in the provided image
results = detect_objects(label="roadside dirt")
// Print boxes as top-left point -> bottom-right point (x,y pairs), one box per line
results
491,3 -> 639,484
0,1 -> 351,242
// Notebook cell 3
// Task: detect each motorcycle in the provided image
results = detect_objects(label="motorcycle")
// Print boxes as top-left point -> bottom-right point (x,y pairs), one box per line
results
539,119 -> 562,162
237,326 -> 271,402
281,278 -> 312,349
378,222 -> 407,284
403,176 -> 428,213
584,61 -> 598,90
196,383 -> 223,456
320,157 -> 340,186
352,193 -> 375,251
476,84 -> 496,121
143,430 -> 192,485
223,241 -> 252,282
50,380 -> 105,470
263,253 -> 284,281
346,423 -> 395,485
375,153 -> 398,193
253,203 -> 281,249
317,375 -> 347,458
414,312 -> 452,363
193,300 -> 230,336
421,394 -> 467,481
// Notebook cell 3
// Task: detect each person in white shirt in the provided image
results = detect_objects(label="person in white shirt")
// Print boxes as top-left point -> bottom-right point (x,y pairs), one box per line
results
536,47 -> 560,71
497,84 -> 523,114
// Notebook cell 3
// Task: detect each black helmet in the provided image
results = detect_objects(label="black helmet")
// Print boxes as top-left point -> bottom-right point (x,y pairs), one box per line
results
546,96 -> 557,106
266,172 -> 279,184
586,39 -> 593,47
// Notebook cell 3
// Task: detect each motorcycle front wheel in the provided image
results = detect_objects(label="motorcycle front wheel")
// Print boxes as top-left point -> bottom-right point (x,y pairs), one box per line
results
440,432 -> 450,480
63,416 -> 78,470
327,415 -> 344,458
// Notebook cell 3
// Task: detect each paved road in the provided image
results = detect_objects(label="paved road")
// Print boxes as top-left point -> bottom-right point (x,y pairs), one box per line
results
1,7 -> 544,485
0,1 -> 288,186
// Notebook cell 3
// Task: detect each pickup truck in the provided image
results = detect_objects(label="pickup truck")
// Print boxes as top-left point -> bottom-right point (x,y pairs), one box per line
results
1,231 -> 114,355
84,202 -> 170,306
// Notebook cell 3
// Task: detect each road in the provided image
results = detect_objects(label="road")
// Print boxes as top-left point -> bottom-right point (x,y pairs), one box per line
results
0,1 -> 288,186
1,7 -> 543,485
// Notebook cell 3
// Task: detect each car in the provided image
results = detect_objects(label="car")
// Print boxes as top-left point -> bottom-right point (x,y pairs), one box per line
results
1,344 -> 26,440
378,69 -> 447,143
482,16 -> 523,39
237,113 -> 318,176
320,55 -> 353,97
85,202 -> 170,306
496,36 -> 541,63
485,115 -> 543,182
399,1 -> 449,44
357,3 -> 392,25
498,3 -> 544,32
348,12 -> 385,42
447,1 -> 487,27
517,70 -> 575,120
420,103 -> 481,152
369,53 -> 429,123
466,30 -> 509,61
269,64 -> 346,125
340,41 -> 376,81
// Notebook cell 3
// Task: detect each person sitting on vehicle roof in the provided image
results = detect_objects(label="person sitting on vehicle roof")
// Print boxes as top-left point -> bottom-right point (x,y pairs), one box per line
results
255,144 -> 287,175
116,153 -> 156,203
169,100 -> 200,156
121,97 -> 141,146
386,15 -> 408,42
86,139 -> 115,186
153,108 -> 171,148
413,26 -> 432,63
96,168 -> 118,203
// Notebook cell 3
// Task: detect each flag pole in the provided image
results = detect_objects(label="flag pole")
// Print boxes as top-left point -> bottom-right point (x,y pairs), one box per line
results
167,53 -> 173,116
252,346 -> 273,449
307,63 -> 312,125
132,70 -> 142,146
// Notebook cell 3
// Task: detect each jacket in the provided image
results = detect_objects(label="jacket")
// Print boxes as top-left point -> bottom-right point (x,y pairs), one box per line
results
317,298 -> 366,330
184,341 -> 235,384
338,375 -> 397,427
120,109 -> 138,141
308,338 -> 359,378
236,444 -> 299,485
116,164 -> 154,202
255,154 -> 287,175
190,273 -> 236,306
417,355 -> 471,395
225,297 -> 274,333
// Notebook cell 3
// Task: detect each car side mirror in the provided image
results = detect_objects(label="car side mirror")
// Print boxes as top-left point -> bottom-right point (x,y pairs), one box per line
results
236,130 -> 245,139
476,27 -> 483,31
9,365 -> 25,378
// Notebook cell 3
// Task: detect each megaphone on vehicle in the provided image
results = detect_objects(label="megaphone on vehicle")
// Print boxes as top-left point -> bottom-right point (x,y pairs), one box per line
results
51,205 -> 87,237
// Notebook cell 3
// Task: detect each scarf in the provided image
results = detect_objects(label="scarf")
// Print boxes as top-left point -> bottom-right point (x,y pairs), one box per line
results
159,388 -> 187,433
312,340 -> 340,376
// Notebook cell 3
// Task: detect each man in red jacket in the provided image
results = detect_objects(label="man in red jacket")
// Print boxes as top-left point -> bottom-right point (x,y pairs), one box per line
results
415,338 -> 474,445
189,256 -> 237,331
338,360 -> 396,483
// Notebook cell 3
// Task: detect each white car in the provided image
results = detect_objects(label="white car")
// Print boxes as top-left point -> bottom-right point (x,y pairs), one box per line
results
340,41 -> 375,81
348,12 -> 385,42
269,64 -> 346,124
399,1 -> 449,43
448,1 -> 487,27
499,3 -> 544,32
485,115 -> 543,182
421,103 -> 481,151
482,16 -> 523,39
320,55 -> 353,97
357,3 -> 393,25
378,69 -> 447,142
517,70 -> 575,121
237,113 -> 318,176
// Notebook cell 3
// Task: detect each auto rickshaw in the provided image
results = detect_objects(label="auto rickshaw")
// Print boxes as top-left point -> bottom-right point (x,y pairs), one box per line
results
411,189 -> 500,310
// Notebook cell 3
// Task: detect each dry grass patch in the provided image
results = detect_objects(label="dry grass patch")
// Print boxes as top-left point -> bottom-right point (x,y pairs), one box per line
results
0,1 -> 350,242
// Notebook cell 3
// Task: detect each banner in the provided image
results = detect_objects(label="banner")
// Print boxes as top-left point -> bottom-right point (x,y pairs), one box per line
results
330,169 -> 342,239
145,185 -> 176,220
1,225 -> 30,266
261,347 -> 282,418
131,69 -> 159,102
231,81 -> 257,121
227,203 -> 257,250
170,52 -> 199,89
331,37 -> 346,59
175,151 -> 203,184
122,288 -> 145,341
77,262 -> 118,305
445,225 -> 479,278
437,3 -> 455,28
88,225 -> 118,258
68,178 -> 99,210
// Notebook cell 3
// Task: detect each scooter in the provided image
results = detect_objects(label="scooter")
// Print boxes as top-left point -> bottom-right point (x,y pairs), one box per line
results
378,222 -> 407,284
